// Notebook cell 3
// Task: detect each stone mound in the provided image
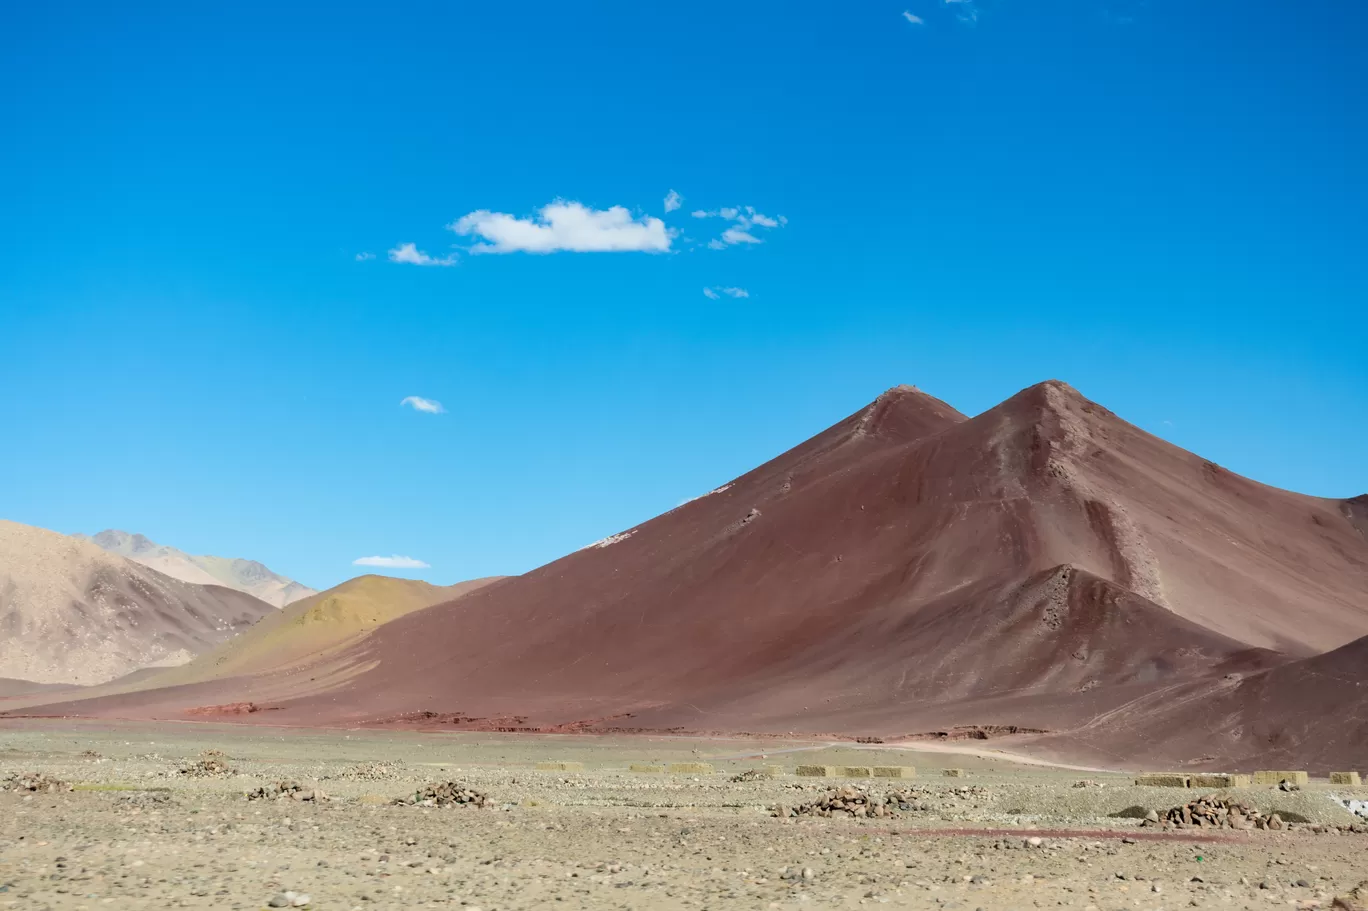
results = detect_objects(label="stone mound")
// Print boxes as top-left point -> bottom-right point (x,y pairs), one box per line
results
2,772 -> 72,793
246,781 -> 327,802
179,757 -> 236,777
393,782 -> 490,808
772,785 -> 926,819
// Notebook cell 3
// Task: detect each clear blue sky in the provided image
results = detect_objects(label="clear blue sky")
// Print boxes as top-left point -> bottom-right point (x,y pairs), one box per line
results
2,1 -> 1365,590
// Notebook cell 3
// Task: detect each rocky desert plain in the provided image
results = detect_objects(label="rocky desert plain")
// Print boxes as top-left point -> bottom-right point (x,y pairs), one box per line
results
4,382 -> 1368,910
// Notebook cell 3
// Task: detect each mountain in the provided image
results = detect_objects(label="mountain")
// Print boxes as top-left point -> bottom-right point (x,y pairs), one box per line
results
80,530 -> 315,607
0,520 -> 278,685
145,574 -> 506,685
11,382 -> 1368,768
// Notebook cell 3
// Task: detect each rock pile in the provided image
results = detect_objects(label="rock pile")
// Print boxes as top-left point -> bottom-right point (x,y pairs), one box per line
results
180,757 -> 236,778
393,782 -> 490,808
2,772 -> 72,793
1144,794 -> 1282,830
730,769 -> 770,783
116,790 -> 174,809
332,760 -> 404,781
772,786 -> 926,819
246,781 -> 327,802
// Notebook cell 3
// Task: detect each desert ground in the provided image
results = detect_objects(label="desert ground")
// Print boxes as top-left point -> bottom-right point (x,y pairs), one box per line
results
3,721 -> 1365,910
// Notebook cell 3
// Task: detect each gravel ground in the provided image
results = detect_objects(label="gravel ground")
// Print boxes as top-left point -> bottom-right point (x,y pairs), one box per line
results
2,721 -> 1365,910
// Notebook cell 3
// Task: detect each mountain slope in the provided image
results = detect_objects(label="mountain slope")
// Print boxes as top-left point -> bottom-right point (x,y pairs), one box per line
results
82,530 -> 315,607
145,574 -> 507,686
13,381 -> 1368,768
0,520 -> 278,685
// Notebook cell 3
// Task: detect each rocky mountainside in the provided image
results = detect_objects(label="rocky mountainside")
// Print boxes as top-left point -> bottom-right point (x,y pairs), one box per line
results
80,530 -> 315,607
0,520 -> 278,685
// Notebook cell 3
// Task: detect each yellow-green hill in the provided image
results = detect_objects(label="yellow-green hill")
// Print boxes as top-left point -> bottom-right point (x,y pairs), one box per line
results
147,574 -> 504,685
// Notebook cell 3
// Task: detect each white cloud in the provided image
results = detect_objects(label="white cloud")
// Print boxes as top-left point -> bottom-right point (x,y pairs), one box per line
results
704,286 -> 749,299
692,205 -> 787,248
353,555 -> 431,569
449,200 -> 673,254
388,242 -> 457,267
944,0 -> 979,23
703,287 -> 720,299
664,189 -> 683,213
902,10 -> 924,23
355,251 -> 376,261
400,395 -> 445,414
721,226 -> 762,245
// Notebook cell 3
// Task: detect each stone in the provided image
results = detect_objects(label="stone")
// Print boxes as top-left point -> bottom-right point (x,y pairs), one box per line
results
1134,773 -> 1190,788
942,769 -> 965,778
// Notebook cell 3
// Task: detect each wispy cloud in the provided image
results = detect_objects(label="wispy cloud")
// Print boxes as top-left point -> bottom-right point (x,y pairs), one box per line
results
692,205 -> 787,249
704,286 -> 749,299
355,251 -> 376,261
353,555 -> 431,569
400,395 -> 445,414
902,10 -> 925,24
664,189 -> 683,213
945,0 -> 979,24
388,242 -> 457,267
449,200 -> 673,254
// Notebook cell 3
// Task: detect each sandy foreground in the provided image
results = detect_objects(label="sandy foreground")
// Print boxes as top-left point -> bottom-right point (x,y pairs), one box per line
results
2,721 -> 1366,910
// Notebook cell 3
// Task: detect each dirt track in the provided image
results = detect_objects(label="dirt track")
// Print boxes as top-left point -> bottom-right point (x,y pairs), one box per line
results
2,722 -> 1366,909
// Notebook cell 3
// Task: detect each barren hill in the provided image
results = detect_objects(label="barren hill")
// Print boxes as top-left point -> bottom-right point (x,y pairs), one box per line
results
0,520 -> 278,685
146,573 -> 506,686
81,530 -> 315,607
11,382 -> 1368,768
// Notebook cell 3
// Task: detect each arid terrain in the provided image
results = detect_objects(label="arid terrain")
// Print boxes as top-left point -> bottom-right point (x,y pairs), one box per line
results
2,721 -> 1367,910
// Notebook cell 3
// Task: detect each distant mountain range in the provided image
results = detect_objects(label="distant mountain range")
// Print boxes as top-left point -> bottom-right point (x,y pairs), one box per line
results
77,530 -> 315,608
0,520 -> 278,685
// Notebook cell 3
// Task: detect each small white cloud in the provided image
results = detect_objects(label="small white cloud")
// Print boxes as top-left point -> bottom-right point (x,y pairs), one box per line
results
353,555 -> 431,569
355,251 -> 376,261
388,242 -> 457,267
664,189 -> 683,213
400,395 -> 445,414
704,286 -> 749,299
902,10 -> 924,23
449,200 -> 673,254
703,287 -> 720,299
721,226 -> 762,245
693,205 -> 787,247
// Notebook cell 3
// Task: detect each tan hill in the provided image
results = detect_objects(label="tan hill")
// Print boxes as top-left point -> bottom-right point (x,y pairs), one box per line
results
80,530 -> 316,607
0,520 -> 278,685
148,574 -> 506,686
13,381 -> 1368,768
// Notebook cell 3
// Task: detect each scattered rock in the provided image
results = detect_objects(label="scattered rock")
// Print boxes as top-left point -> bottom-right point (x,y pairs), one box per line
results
268,890 -> 311,907
1,772 -> 72,793
394,782 -> 491,808
179,757 -> 236,778
772,785 -> 920,818
246,781 -> 327,802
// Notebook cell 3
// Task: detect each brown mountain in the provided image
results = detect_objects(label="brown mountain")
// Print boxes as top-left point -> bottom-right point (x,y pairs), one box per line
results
10,382 -> 1368,767
0,520 -> 278,687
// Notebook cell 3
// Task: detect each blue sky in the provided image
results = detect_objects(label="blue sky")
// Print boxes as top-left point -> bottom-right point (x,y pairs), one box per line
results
2,0 -> 1365,590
